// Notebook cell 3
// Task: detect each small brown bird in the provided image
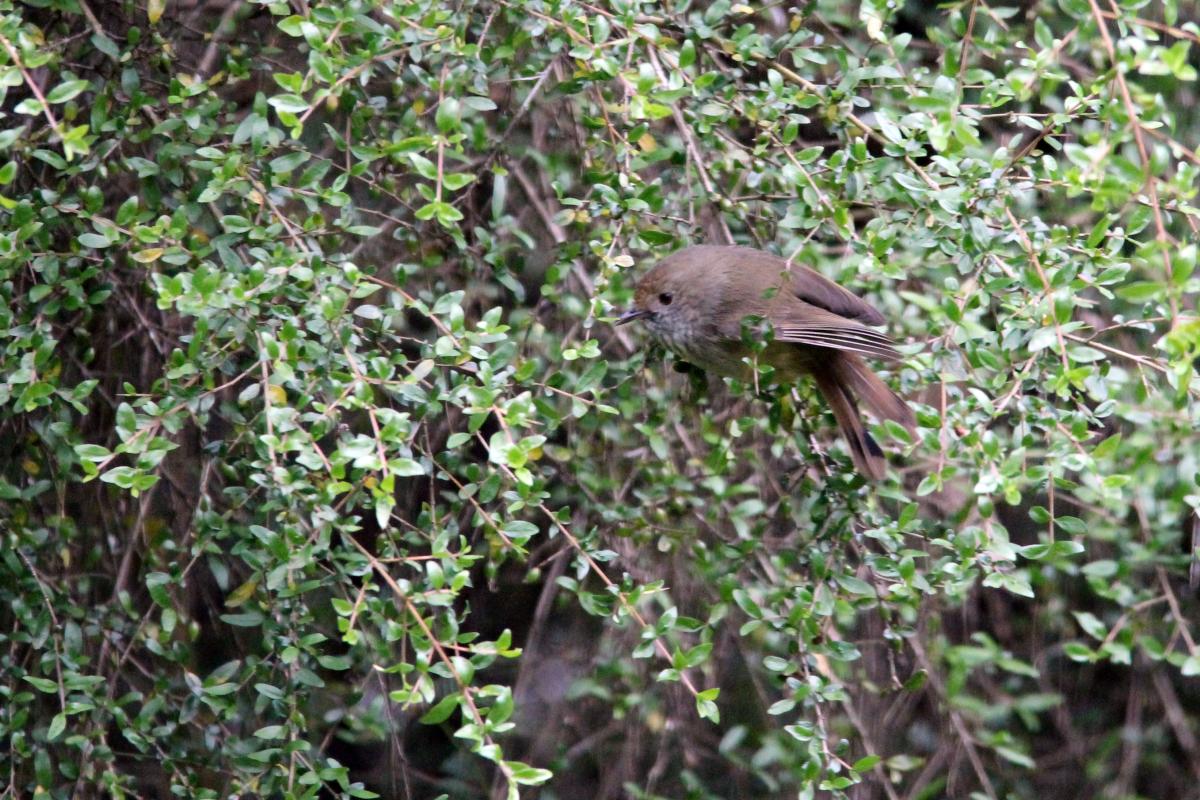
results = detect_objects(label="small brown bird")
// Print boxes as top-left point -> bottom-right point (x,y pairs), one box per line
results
618,244 -> 915,480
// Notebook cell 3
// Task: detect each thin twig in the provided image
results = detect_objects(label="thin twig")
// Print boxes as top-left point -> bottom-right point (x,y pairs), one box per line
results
769,62 -> 941,192
908,637 -> 998,799
1087,0 -> 1178,319
347,536 -> 521,787
0,34 -> 68,146
1004,207 -> 1070,369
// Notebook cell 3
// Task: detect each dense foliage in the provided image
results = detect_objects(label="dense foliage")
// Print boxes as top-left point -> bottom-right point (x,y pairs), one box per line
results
2,0 -> 1199,797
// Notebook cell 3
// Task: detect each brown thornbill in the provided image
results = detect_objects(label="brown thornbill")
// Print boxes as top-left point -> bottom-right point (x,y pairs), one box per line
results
617,245 -> 915,480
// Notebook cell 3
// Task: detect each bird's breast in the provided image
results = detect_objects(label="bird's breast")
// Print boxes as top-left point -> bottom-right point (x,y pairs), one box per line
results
653,316 -> 814,383
652,320 -> 753,378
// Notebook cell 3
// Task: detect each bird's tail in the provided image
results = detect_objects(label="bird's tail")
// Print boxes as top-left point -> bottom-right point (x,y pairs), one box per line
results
836,353 -> 915,432
811,354 -> 913,480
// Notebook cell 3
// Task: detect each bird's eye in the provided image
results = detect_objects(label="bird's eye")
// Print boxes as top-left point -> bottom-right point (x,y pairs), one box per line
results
658,292 -> 673,306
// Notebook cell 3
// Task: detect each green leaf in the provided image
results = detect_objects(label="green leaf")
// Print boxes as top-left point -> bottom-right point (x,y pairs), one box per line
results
420,694 -> 460,724
47,79 -> 90,104
696,689 -> 720,723
836,575 -> 875,595
46,713 -> 67,741
679,39 -> 696,69
853,755 -> 881,772
78,232 -> 111,249
442,172 -> 475,191
23,676 -> 59,693
268,94 -> 309,114
1054,516 -> 1087,535
1116,281 -> 1164,302
507,761 -> 553,785
462,96 -> 497,111
1073,611 -> 1106,640
220,611 -> 265,627
436,98 -> 461,133
392,458 -> 426,477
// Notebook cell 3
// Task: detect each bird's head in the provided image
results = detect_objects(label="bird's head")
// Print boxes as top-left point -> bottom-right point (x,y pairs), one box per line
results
615,259 -> 705,337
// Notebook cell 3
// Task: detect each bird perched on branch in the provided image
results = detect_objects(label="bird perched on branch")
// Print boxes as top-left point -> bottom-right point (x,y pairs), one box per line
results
617,244 -> 915,480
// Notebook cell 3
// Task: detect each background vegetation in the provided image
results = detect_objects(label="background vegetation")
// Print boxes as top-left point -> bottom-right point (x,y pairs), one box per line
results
2,0 -> 1199,797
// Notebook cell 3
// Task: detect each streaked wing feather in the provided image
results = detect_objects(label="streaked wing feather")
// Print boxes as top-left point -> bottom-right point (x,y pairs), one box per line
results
774,326 -> 901,360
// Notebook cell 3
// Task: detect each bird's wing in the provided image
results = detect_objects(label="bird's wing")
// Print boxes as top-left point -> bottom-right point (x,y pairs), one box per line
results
723,247 -> 885,324
782,263 -> 885,325
692,245 -> 887,324
769,303 -> 901,361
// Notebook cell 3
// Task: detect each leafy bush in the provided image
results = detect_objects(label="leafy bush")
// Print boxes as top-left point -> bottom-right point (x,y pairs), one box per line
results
2,0 -> 1198,798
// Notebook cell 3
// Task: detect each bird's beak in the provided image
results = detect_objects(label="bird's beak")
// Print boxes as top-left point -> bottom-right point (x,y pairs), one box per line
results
615,308 -> 649,326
